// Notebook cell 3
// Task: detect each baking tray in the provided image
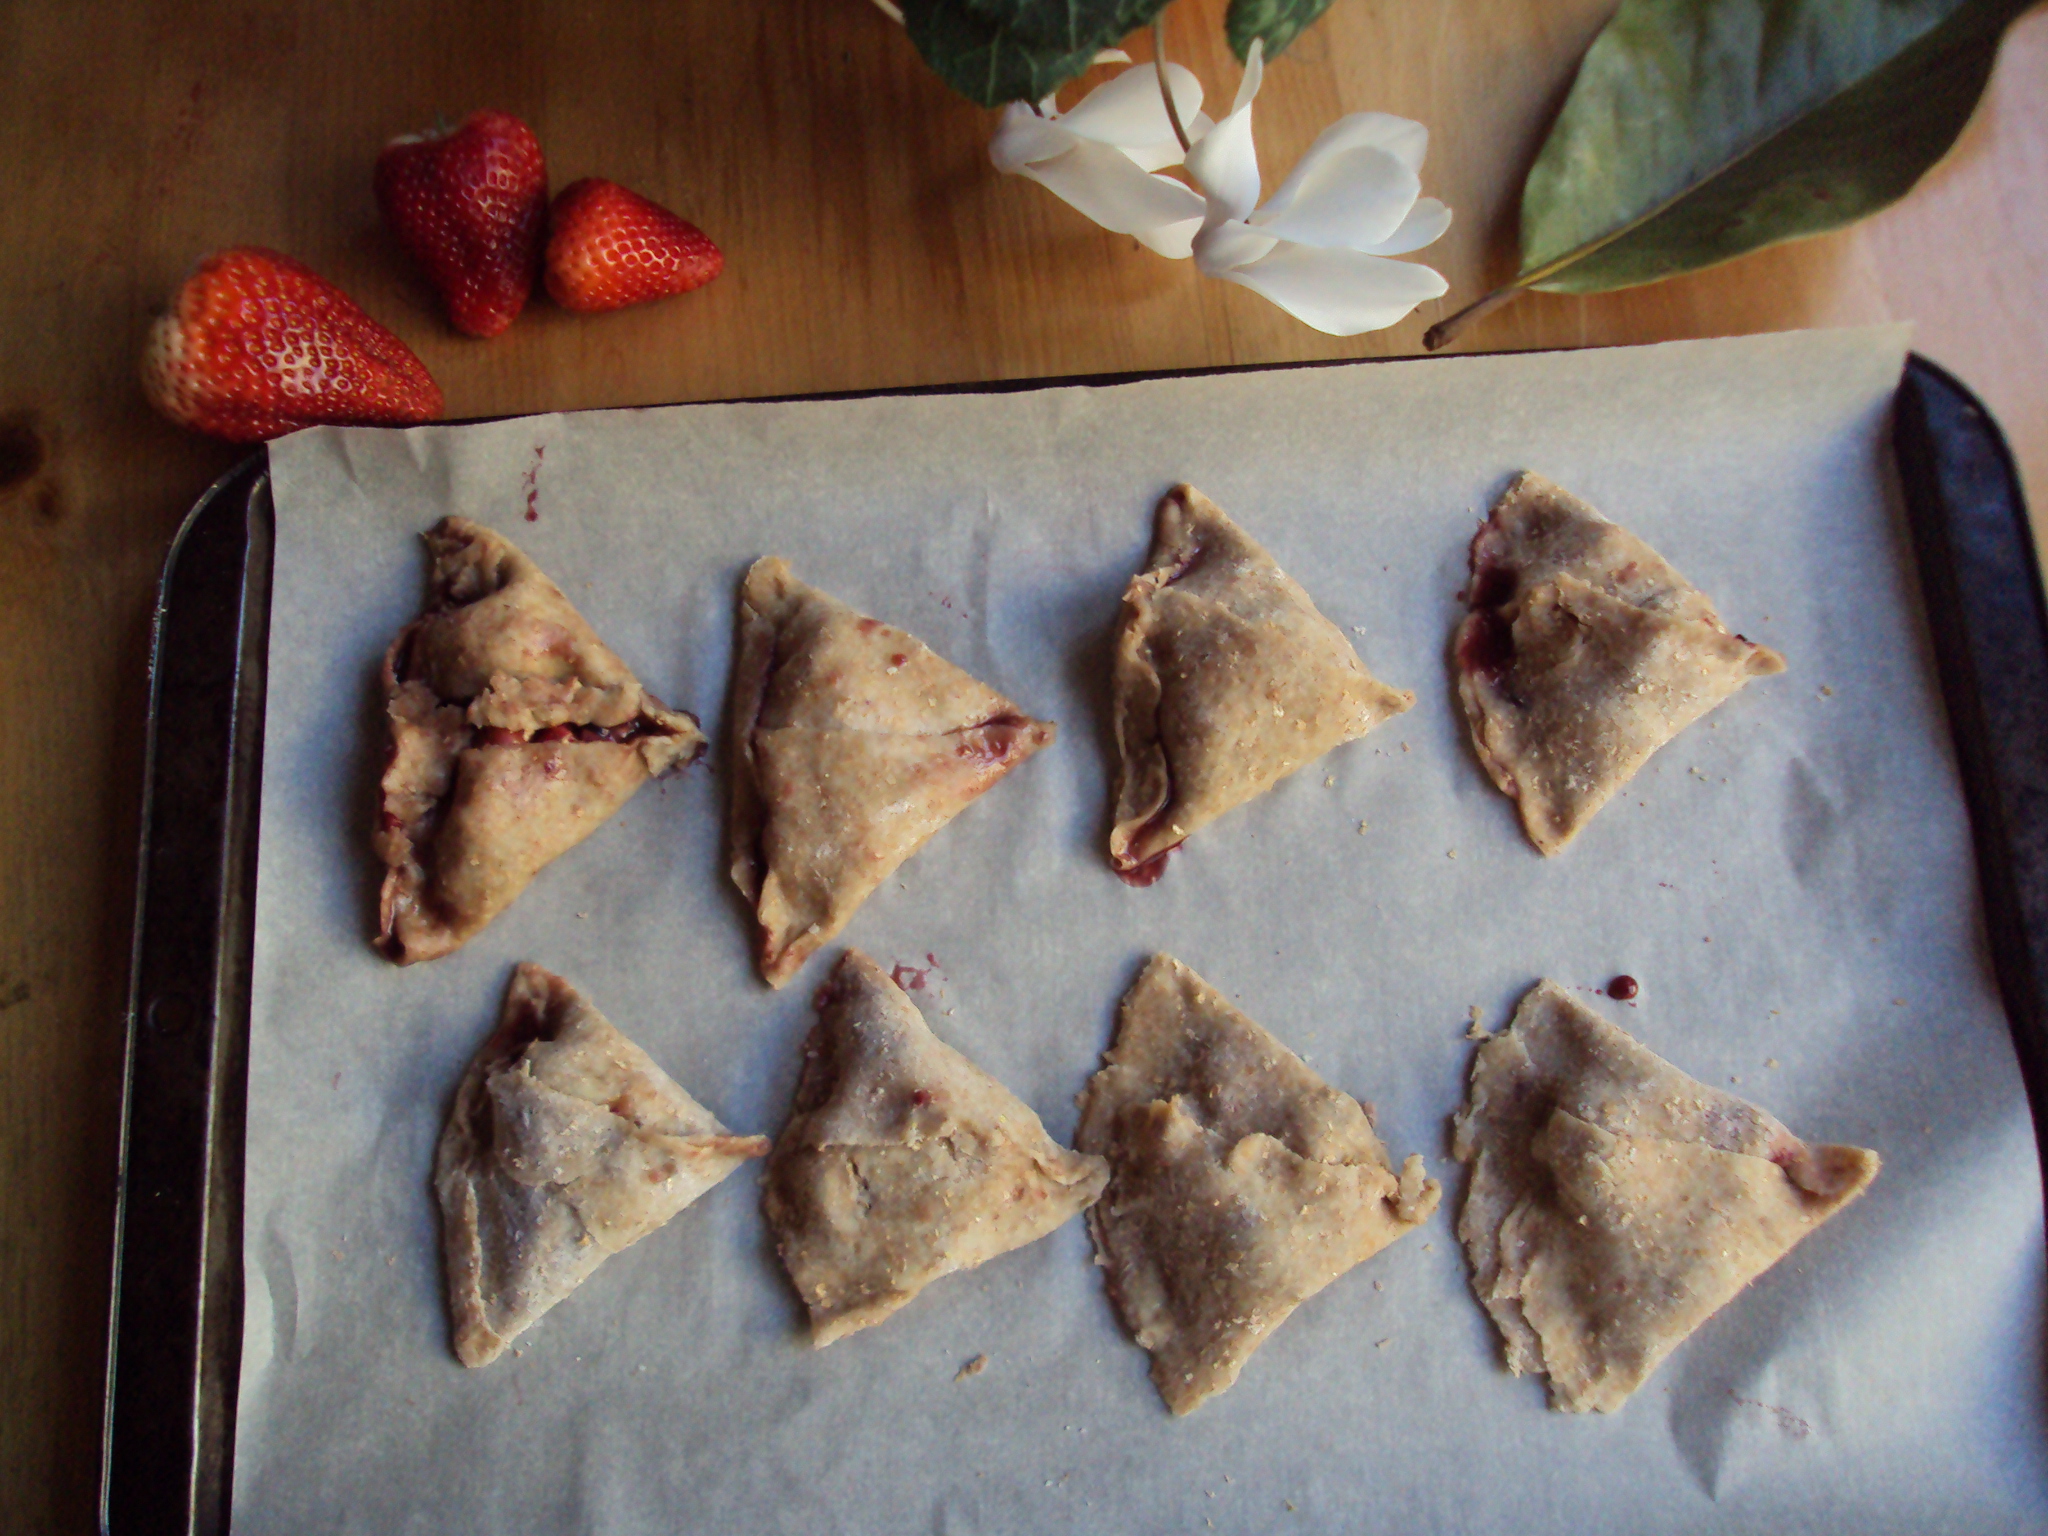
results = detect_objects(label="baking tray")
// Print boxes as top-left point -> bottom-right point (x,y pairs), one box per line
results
97,353 -> 2048,1535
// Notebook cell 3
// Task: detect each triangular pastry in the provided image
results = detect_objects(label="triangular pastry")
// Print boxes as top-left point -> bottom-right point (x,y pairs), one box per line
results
727,558 -> 1056,988
435,964 -> 769,1366
1076,955 -> 1440,1414
1452,980 -> 1879,1413
1110,486 -> 1412,885
762,950 -> 1108,1345
376,518 -> 704,963
1454,473 -> 1786,855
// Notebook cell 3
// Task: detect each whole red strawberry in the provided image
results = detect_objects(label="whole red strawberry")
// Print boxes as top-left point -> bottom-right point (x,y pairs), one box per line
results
142,247 -> 444,442
544,178 -> 723,314
375,110 -> 547,338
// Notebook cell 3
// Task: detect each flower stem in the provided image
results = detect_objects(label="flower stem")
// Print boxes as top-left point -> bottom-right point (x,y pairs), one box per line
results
1154,19 -> 1190,154
1423,285 -> 1525,351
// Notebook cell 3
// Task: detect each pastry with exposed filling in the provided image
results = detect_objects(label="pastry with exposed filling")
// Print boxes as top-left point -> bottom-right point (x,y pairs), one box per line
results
376,518 -> 703,963
1454,473 -> 1785,854
435,964 -> 768,1367
1077,955 -> 1440,1414
1452,979 -> 1879,1412
762,951 -> 1108,1345
1110,486 -> 1411,885
727,559 -> 1056,988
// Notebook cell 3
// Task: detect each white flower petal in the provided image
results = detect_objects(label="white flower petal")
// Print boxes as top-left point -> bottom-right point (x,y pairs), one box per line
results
1135,216 -> 1205,260
1252,144 -> 1419,251
990,107 -> 1075,173
1060,63 -> 1205,152
1018,140 -> 1208,242
1125,111 -> 1215,173
1232,38 -> 1266,117
1185,104 -> 1260,223
1218,242 -> 1447,335
1278,111 -> 1429,182
1192,218 -> 1280,277
1363,197 -> 1453,256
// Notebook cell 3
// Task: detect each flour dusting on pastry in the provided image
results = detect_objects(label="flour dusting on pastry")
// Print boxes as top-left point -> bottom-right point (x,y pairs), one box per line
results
1452,980 -> 1878,1412
762,951 -> 1107,1345
726,558 -> 1056,988
1078,955 -> 1439,1414
376,518 -> 703,963
435,964 -> 768,1367
1110,486 -> 1412,884
1454,474 -> 1785,855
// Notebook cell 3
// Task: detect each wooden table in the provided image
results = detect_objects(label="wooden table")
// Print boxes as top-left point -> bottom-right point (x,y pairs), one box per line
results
2,1 -> 2042,1525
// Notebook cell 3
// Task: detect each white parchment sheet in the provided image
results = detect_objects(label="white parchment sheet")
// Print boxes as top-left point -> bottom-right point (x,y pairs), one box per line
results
241,329 -> 2047,1534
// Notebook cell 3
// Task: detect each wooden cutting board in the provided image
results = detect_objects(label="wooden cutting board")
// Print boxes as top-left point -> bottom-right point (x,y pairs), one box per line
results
0,1 -> 2043,1528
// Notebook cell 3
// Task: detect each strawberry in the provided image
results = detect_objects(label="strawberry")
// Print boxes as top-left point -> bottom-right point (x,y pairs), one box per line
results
544,178 -> 723,314
375,110 -> 547,338
142,247 -> 444,442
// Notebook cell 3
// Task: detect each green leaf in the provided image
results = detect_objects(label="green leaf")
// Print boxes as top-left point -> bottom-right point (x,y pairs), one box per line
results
904,0 -> 1169,107
1225,0 -> 1336,61
1517,0 -> 2032,294
954,0 -> 1155,52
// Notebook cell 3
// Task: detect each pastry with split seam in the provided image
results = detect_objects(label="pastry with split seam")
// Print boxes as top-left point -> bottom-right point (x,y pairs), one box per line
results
376,518 -> 703,963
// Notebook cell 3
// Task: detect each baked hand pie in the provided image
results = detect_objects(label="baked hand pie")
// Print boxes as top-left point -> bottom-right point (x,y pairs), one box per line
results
1110,486 -> 1412,885
762,950 -> 1108,1346
727,558 -> 1056,988
1454,473 -> 1786,855
376,518 -> 704,963
1452,980 -> 1879,1413
435,963 -> 768,1367
1077,955 -> 1440,1414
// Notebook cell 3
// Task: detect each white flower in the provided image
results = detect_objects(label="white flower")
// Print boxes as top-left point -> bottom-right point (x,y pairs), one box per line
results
1185,42 -> 1451,335
990,64 -> 1212,259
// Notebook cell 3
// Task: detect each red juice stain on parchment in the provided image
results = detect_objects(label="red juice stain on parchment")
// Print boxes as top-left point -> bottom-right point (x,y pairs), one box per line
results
522,444 -> 546,521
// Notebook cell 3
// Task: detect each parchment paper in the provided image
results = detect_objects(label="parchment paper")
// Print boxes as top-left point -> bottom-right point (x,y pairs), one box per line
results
239,328 -> 2048,1534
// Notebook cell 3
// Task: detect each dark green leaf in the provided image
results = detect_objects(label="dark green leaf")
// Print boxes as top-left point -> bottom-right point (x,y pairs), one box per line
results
1518,0 -> 2032,294
954,0 -> 1156,52
904,0 -> 1168,106
1225,0 -> 1336,61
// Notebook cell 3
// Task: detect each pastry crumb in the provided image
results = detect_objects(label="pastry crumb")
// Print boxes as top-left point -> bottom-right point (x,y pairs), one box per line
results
1323,775 -> 1336,788
955,1353 -> 989,1381
1765,1057 -> 1779,1069
1375,1338 -> 1390,1349
1820,685 -> 1834,697
1357,820 -> 1369,835
1446,848 -> 1458,859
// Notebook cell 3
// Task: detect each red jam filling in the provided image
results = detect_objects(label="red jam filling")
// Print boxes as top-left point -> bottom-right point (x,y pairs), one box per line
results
1606,974 -> 1639,1001
1116,847 -> 1173,887
472,719 -> 667,749
1457,609 -> 1514,683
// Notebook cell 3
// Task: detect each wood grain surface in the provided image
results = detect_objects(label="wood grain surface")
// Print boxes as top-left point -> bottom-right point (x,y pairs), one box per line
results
1,1 -> 2042,1527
